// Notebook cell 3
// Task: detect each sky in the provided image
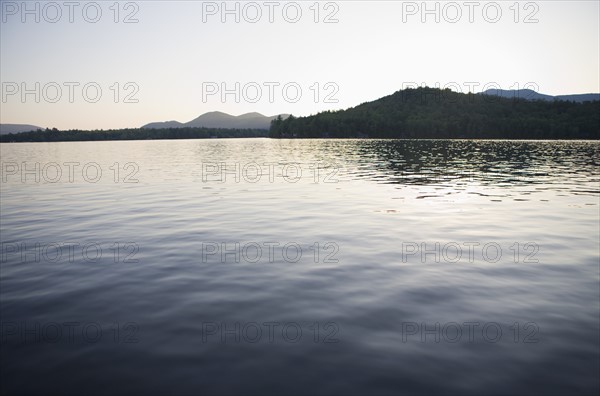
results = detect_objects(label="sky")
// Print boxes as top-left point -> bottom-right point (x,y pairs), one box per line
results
1,0 -> 599,130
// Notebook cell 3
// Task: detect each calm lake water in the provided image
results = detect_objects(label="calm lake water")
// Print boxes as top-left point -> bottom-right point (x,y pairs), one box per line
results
1,139 -> 599,395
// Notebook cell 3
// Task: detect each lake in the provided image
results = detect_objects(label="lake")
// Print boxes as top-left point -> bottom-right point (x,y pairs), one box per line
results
1,139 -> 599,395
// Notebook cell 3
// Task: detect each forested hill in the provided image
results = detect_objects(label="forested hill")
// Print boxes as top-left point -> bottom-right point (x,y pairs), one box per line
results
269,87 -> 600,139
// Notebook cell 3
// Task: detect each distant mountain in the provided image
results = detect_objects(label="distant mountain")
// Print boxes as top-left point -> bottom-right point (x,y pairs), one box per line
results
143,112 -> 290,130
480,89 -> 600,103
140,120 -> 185,129
0,124 -> 42,135
270,87 -> 600,139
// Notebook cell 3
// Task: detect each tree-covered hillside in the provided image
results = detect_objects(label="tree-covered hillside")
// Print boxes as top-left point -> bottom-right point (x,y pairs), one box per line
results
269,87 -> 600,139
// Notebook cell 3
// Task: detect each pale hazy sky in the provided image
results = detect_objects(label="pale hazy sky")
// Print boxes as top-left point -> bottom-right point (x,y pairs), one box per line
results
1,0 -> 599,130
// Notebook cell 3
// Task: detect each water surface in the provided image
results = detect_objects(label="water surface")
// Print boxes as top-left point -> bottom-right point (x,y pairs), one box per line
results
1,139 -> 599,395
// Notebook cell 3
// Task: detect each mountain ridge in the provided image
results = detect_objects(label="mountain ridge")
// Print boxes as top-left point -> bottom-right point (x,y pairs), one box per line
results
143,112 -> 289,130
480,89 -> 600,103
0,124 -> 43,135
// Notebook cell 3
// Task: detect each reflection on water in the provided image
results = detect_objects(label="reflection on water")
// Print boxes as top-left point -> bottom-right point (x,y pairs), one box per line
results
1,139 -> 599,395
349,139 -> 598,187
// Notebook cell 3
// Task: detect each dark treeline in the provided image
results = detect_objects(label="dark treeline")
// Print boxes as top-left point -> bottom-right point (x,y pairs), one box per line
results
270,87 -> 600,139
0,127 -> 269,143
